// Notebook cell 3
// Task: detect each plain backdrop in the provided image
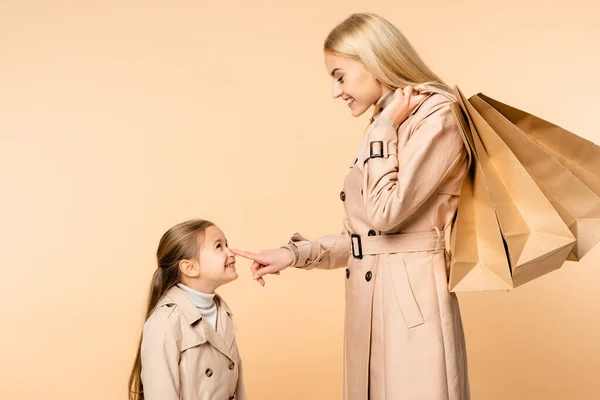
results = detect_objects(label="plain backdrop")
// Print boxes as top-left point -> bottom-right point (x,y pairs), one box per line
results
1,1 -> 599,399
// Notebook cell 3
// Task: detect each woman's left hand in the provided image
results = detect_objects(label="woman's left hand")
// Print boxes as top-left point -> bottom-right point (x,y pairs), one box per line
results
379,86 -> 427,128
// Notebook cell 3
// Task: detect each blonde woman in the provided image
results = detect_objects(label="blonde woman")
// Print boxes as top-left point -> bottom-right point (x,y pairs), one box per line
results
233,13 -> 470,400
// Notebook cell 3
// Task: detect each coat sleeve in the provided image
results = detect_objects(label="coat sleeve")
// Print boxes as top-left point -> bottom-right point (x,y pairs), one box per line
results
361,102 -> 467,232
286,216 -> 351,270
140,309 -> 181,400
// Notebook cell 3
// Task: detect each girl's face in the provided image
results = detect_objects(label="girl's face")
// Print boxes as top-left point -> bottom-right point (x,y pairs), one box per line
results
181,225 -> 238,293
199,225 -> 238,289
325,52 -> 388,117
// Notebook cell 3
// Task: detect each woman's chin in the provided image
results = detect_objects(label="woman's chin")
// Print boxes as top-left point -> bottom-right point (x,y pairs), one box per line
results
350,105 -> 369,117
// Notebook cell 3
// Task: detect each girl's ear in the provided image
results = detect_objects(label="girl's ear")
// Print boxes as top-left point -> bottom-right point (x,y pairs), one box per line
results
178,259 -> 200,278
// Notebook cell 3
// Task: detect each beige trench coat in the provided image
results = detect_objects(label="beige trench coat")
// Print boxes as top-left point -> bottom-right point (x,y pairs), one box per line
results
141,286 -> 246,400
289,93 -> 470,400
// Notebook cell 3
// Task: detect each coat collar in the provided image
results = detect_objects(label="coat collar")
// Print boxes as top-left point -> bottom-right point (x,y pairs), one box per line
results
370,90 -> 437,124
158,286 -> 236,359
159,286 -> 234,325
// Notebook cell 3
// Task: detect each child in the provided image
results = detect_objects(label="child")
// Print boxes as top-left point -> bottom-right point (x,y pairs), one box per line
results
129,219 -> 246,400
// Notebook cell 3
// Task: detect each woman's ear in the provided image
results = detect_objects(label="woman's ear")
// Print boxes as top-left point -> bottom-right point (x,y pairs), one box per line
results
178,259 -> 200,278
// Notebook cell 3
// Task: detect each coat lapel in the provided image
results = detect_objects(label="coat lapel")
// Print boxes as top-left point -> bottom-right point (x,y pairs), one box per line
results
161,287 -> 236,359
202,296 -> 235,360
216,295 -> 236,350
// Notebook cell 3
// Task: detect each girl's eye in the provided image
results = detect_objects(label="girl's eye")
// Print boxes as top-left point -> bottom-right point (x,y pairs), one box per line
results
216,244 -> 222,249
337,77 -> 344,83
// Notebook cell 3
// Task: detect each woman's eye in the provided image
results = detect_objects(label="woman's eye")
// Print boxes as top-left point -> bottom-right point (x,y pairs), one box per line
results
337,77 -> 344,83
216,244 -> 221,249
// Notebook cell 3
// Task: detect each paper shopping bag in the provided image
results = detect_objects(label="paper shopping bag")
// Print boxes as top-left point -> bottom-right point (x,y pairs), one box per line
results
449,159 -> 514,291
478,94 -> 600,196
459,91 -> 576,288
448,88 -> 513,292
470,95 -> 600,261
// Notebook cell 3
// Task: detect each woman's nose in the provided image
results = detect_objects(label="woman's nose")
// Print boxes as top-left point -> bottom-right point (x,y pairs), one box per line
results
332,84 -> 343,99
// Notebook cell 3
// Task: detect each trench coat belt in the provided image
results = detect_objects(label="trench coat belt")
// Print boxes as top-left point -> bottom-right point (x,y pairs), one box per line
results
349,228 -> 446,259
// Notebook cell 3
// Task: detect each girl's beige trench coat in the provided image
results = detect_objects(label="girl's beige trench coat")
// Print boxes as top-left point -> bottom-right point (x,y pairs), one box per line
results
141,286 -> 247,400
288,92 -> 471,400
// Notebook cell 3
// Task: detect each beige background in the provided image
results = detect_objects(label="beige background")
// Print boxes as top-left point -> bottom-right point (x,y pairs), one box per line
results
1,0 -> 599,399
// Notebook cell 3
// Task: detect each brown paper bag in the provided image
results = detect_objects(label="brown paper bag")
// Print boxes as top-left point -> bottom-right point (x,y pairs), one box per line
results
448,88 -> 513,292
478,94 -> 600,196
459,91 -> 575,287
470,95 -> 600,261
449,158 -> 514,291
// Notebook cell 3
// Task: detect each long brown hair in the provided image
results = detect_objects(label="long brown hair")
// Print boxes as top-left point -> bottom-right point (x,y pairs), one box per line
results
324,12 -> 456,109
128,219 -> 214,400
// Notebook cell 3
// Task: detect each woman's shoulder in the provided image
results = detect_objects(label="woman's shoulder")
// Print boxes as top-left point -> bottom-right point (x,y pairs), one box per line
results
405,92 -> 467,150
406,92 -> 462,133
414,92 -> 455,119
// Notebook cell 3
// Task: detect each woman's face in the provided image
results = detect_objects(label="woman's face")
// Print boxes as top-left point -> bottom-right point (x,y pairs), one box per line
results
325,52 -> 388,117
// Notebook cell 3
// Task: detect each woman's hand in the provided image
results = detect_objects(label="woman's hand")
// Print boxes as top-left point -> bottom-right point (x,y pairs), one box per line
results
379,86 -> 427,128
230,247 -> 294,287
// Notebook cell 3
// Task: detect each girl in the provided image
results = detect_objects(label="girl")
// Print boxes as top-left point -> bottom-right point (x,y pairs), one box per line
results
129,219 -> 246,400
232,12 -> 470,400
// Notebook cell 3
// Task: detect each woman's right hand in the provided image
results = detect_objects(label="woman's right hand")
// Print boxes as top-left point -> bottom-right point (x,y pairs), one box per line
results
230,247 -> 294,287
379,86 -> 427,128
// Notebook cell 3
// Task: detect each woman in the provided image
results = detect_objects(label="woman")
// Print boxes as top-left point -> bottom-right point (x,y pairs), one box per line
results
232,13 -> 470,400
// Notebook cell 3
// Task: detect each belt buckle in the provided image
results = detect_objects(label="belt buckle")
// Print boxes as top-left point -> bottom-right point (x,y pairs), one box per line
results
370,141 -> 384,158
351,234 -> 363,259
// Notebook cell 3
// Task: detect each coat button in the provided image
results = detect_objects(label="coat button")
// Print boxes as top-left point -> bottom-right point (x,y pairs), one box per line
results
345,268 -> 350,279
365,271 -> 372,282
229,361 -> 235,370
340,191 -> 346,201
205,368 -> 213,377
368,229 -> 376,236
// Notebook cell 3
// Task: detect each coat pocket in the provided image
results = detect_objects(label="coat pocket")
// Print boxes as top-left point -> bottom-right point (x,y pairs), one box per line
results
386,255 -> 425,329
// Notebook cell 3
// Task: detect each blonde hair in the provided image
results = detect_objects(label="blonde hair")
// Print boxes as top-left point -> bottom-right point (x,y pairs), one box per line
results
128,219 -> 214,400
324,13 -> 455,113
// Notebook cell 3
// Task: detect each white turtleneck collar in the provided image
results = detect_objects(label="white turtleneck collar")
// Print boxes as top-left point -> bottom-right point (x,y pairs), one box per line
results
177,283 -> 218,330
